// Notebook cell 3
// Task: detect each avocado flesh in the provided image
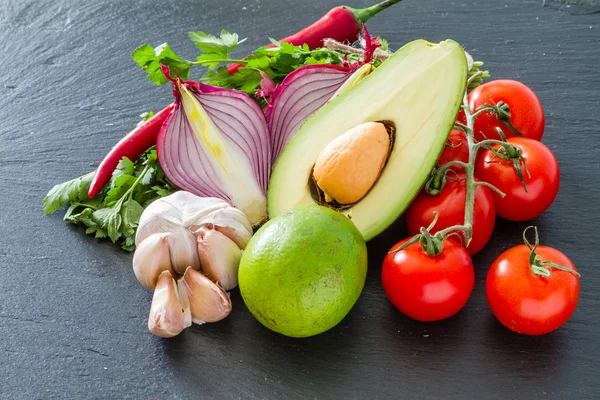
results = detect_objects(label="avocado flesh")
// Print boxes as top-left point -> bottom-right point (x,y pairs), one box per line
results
267,39 -> 468,241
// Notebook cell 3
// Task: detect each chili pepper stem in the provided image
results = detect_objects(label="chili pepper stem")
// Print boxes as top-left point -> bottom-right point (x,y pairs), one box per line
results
348,0 -> 404,25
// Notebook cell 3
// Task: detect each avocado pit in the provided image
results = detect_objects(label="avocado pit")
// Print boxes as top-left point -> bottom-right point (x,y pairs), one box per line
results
310,121 -> 395,208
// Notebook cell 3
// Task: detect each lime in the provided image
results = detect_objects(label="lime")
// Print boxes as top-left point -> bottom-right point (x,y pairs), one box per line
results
238,204 -> 368,338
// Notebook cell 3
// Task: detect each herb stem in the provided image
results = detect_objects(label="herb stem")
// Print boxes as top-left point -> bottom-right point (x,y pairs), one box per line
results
191,59 -> 249,65
126,163 -> 152,202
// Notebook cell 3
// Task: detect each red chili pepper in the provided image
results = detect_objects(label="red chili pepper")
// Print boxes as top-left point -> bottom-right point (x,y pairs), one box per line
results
227,0 -> 402,75
87,104 -> 175,198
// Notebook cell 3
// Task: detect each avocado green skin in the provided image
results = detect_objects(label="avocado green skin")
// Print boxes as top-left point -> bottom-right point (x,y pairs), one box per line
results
238,205 -> 368,338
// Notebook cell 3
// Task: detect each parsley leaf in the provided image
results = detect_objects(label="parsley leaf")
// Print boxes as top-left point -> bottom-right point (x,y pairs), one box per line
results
44,140 -> 176,252
112,157 -> 135,183
43,172 -> 94,214
133,30 -> 245,85
132,42 -> 191,85
92,205 -> 123,243
201,41 -> 360,96
189,30 -> 244,56
377,36 -> 389,52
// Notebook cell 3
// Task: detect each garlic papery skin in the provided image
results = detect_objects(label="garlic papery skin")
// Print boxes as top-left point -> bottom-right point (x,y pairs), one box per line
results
180,267 -> 232,324
165,224 -> 201,275
190,208 -> 253,249
196,227 -> 242,291
135,217 -> 182,247
133,232 -> 175,290
148,271 -> 191,338
136,192 -> 235,245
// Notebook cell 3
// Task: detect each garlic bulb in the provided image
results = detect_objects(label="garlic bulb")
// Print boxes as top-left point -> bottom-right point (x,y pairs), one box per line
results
180,267 -> 232,324
133,191 -> 252,338
148,271 -> 192,338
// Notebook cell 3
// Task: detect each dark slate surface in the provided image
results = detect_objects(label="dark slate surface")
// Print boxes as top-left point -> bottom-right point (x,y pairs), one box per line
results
1,0 -> 599,398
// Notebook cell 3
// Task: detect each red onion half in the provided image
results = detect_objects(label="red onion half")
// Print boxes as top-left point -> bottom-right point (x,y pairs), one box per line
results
267,65 -> 353,162
157,71 -> 271,226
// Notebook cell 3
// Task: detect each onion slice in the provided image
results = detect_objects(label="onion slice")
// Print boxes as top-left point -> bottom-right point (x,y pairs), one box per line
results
267,65 -> 353,162
157,70 -> 271,226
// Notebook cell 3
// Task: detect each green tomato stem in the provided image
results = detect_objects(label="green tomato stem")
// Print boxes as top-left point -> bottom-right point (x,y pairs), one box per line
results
460,91 -> 477,247
403,71 -> 506,251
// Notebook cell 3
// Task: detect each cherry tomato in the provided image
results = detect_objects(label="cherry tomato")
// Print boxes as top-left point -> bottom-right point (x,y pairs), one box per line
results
468,80 -> 545,142
405,175 -> 496,255
382,238 -> 474,322
475,137 -> 560,221
486,244 -> 579,335
438,129 -> 470,172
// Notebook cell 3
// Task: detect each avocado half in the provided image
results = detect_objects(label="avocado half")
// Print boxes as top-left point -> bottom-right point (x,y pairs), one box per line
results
267,39 -> 468,241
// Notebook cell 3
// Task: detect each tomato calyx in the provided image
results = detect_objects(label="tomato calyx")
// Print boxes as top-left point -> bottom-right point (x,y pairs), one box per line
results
481,134 -> 530,192
424,168 -> 448,196
523,226 -> 581,279
390,213 -> 469,257
474,101 -> 523,138
424,166 -> 462,195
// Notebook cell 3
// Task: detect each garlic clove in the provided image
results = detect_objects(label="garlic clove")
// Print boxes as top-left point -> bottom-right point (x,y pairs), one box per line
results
209,207 -> 253,233
214,224 -> 252,250
132,232 -> 175,290
196,227 -> 242,291
180,267 -> 232,324
175,277 -> 193,329
165,224 -> 201,275
148,270 -> 190,338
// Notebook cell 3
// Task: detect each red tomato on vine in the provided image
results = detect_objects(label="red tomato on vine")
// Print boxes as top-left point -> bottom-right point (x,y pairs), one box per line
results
382,237 -> 474,322
468,80 -> 545,142
475,137 -> 559,221
438,129 -> 470,172
486,227 -> 580,335
405,175 -> 496,255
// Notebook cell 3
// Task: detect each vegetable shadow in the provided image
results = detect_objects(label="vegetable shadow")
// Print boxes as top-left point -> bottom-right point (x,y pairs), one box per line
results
158,288 -> 367,398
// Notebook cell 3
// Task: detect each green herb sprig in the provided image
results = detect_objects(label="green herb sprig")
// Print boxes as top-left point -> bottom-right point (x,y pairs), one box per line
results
43,143 -> 176,251
131,31 -> 386,96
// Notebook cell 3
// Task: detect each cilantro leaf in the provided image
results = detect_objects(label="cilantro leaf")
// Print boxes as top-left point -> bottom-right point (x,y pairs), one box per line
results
137,111 -> 155,126
122,236 -> 136,252
189,30 -> 244,56
44,142 -> 177,252
131,44 -> 155,67
132,42 -> 191,85
92,206 -> 123,243
377,36 -> 389,51
121,199 -> 144,238
195,53 -> 226,71
87,226 -> 108,239
43,172 -> 94,214
112,157 -> 135,183
189,31 -> 229,55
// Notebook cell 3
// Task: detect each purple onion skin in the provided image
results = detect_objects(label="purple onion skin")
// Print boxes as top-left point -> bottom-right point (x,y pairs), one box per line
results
267,64 -> 352,162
